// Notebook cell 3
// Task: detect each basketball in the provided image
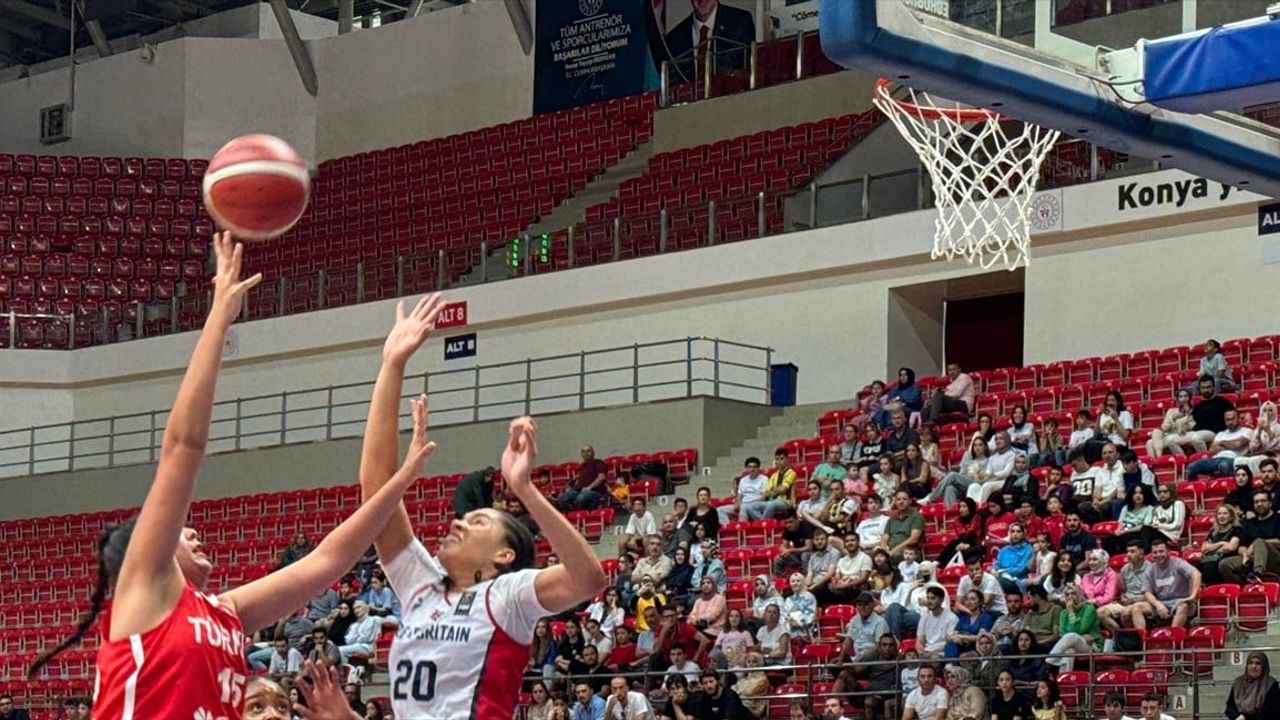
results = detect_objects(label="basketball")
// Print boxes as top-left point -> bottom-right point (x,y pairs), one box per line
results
202,134 -> 310,241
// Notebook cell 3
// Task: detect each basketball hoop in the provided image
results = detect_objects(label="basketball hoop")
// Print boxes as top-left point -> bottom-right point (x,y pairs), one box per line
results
872,78 -> 1061,271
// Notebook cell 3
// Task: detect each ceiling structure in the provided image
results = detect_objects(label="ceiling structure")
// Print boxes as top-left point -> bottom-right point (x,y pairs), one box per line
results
0,0 -> 472,69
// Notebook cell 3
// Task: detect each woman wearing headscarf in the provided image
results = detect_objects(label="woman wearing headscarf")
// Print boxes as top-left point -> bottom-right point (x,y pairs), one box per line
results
960,630 -> 1003,691
1226,651 -> 1280,720
1045,584 -> 1101,673
943,664 -> 989,720
664,546 -> 696,606
782,572 -> 818,641
1244,401 -> 1280,473
750,574 -> 783,624
875,367 -> 922,427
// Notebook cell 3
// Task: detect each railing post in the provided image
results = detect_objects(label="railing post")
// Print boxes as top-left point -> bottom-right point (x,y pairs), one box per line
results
659,209 -> 668,253
707,200 -> 717,245
749,41 -> 759,90
107,416 -> 115,466
325,386 -> 334,441
234,398 -> 243,451
808,182 -> 818,228
757,192 -> 766,237
278,277 -> 287,317
27,427 -> 34,476
713,339 -> 721,397
316,269 -> 327,309
795,30 -> 805,80
169,296 -> 178,333
632,344 -> 640,404
68,420 -> 76,471
703,37 -> 715,100
660,60 -> 670,108
612,218 -> 621,261
524,358 -> 532,416
566,226 -> 576,268
916,163 -> 928,209
685,337 -> 694,398
578,351 -> 586,411
1089,143 -> 1100,181
523,233 -> 533,276
148,411 -> 158,462
279,391 -> 288,445
472,365 -> 481,422
240,288 -> 248,321
8,310 -> 15,347
68,313 -> 76,349
765,347 -> 774,404
436,250 -> 447,289
356,260 -> 365,302
861,173 -> 872,220
396,255 -> 406,296
134,301 -> 143,338
479,241 -> 489,283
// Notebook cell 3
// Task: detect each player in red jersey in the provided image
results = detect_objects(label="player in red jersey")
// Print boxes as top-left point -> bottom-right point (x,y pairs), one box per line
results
358,296 -> 608,720
27,233 -> 438,720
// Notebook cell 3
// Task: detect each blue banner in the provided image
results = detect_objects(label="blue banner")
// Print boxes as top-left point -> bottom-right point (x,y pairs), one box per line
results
533,0 -> 658,115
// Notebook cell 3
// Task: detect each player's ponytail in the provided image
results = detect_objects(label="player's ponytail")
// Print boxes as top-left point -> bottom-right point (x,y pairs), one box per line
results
27,518 -> 135,679
495,513 -> 535,574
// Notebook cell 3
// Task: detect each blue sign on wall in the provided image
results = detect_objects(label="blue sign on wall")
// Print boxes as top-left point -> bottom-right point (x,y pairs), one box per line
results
533,0 -> 658,114
444,333 -> 477,361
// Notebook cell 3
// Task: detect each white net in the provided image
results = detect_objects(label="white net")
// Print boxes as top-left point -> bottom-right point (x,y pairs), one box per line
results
873,80 -> 1061,271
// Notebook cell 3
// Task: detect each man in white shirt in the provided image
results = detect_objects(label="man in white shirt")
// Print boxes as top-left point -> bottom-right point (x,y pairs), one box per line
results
619,498 -> 658,555
266,638 -> 303,683
1187,410 -> 1254,480
913,587 -> 957,659
822,697 -> 854,720
731,456 -> 770,521
902,665 -> 950,720
855,494 -> 889,548
664,646 -> 700,685
631,536 -> 674,585
957,556 -> 1008,615
605,676 -> 653,720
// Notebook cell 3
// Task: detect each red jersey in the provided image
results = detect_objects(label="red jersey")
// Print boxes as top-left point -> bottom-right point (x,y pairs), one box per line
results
95,582 -> 249,720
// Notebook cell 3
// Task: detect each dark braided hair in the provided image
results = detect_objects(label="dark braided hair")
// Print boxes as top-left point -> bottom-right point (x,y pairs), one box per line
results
28,518 -> 136,679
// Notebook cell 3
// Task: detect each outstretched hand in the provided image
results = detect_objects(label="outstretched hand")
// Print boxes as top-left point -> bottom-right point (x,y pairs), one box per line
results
501,416 -> 538,493
383,293 -> 446,367
293,660 -> 361,720
390,394 -> 437,489
208,231 -> 263,328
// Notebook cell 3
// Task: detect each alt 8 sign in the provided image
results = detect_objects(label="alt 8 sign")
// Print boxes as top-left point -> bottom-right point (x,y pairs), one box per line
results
437,301 -> 468,329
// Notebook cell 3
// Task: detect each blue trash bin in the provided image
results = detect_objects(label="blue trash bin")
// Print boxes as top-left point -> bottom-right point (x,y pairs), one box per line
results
770,363 -> 798,406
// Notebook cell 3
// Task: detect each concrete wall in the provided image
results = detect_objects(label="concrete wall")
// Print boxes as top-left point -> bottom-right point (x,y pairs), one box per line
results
0,397 -> 776,520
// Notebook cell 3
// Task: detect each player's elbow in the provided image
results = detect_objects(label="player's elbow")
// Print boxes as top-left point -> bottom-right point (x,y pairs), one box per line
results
576,564 -> 609,597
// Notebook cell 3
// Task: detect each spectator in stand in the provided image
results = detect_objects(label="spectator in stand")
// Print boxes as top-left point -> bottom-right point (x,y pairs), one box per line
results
993,523 -> 1035,592
1261,460 -> 1280,510
924,363 -> 976,424
688,577 -> 727,636
1029,532 -> 1058,590
619,498 -> 658,555
967,432 -> 1019,503
990,670 -> 1033,720
604,624 -> 646,674
751,575 -> 784,622
840,423 -> 864,464
876,368 -> 924,428
707,608 -> 753,669
633,536 -> 675,586
551,619 -> 586,684
959,554 -> 1009,615
585,619 -> 614,659
664,645 -> 701,686
857,422 -> 887,469
961,629 -> 1003,690
1193,375 -> 1236,437
730,457 -> 769,521
883,410 -> 922,466
900,443 -> 934,500
307,627 -> 341,666
1188,409 -> 1255,480
1097,443 -> 1128,519
691,540 -> 726,593
1059,510 -> 1097,567
813,444 -> 847,484
1198,505 -> 1242,585
1198,339 -> 1237,392
782,573 -> 818,640
834,633 -> 898,720
1066,450 -> 1107,523
1032,679 -> 1066,720
898,546 -> 921,586
690,669 -> 745,719
755,603 -> 792,666
1044,583 -> 1101,672
1000,455 -> 1039,510
1007,406 -> 1039,463
1061,410 -> 1096,468
935,499 -> 985,567
588,587 -> 627,635
942,665 -> 988,720
1149,483 -> 1187,545
1131,537 -> 1201,631
854,493 -> 888,548
918,427 -> 945,477
1043,552 -> 1079,603
1225,651 -> 1280,720
360,574 -> 400,621
633,577 -> 668,631
976,413 -> 996,447
571,682 -> 607,720
873,456 -> 900,507
1245,402 -> 1280,473
277,530 -> 314,568
336,600 -> 380,665
687,487 -> 721,541
604,676 -> 653,720
1038,417 -> 1064,468
266,637 -> 303,684
1022,585 -> 1062,648
616,554 -> 638,608
666,547 -> 696,605
772,510 -> 815,576
1219,490 -> 1280,584
528,619 -> 559,681
799,479 -> 833,529
1097,541 -> 1148,635
60,697 -> 90,720
945,589 -> 996,658
451,466 -> 496,518
555,446 -> 609,511
804,528 -> 843,603
1079,549 -> 1119,607
748,449 -> 798,520
1099,691 -> 1131,720
916,586 -> 959,659
1104,485 -> 1155,555
1147,390 -> 1203,457
903,665 -> 950,720
982,496 -> 1017,546
924,434 -> 992,507
1007,629 -> 1049,684
881,490 -> 926,562
835,591 -> 890,662
1095,391 -> 1135,450
991,589 -> 1026,652
525,682 -> 554,720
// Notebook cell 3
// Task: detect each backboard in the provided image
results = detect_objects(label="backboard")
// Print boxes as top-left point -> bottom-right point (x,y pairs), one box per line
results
818,0 -> 1280,198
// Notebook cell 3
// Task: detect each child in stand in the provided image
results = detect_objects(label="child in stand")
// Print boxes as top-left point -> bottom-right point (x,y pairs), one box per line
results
898,546 -> 921,584
900,646 -> 921,695
1038,418 -> 1064,468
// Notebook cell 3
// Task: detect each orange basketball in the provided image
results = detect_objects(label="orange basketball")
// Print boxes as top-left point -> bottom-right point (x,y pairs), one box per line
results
202,134 -> 310,240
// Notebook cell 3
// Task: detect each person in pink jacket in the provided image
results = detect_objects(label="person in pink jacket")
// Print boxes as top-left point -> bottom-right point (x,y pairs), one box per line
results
1079,549 -> 1120,606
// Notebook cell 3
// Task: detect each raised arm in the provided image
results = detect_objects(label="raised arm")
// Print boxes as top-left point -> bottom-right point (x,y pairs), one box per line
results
111,232 -> 261,639
358,295 -> 444,561
504,417 -> 608,613
223,416 -> 436,632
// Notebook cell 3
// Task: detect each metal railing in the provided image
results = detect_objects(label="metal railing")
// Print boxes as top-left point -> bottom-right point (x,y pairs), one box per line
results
0,337 -> 773,478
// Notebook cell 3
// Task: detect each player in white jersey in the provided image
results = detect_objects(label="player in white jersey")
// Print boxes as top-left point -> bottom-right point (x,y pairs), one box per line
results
359,295 -> 608,720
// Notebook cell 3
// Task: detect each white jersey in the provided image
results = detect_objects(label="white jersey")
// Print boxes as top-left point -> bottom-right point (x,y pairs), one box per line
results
382,539 -> 550,720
